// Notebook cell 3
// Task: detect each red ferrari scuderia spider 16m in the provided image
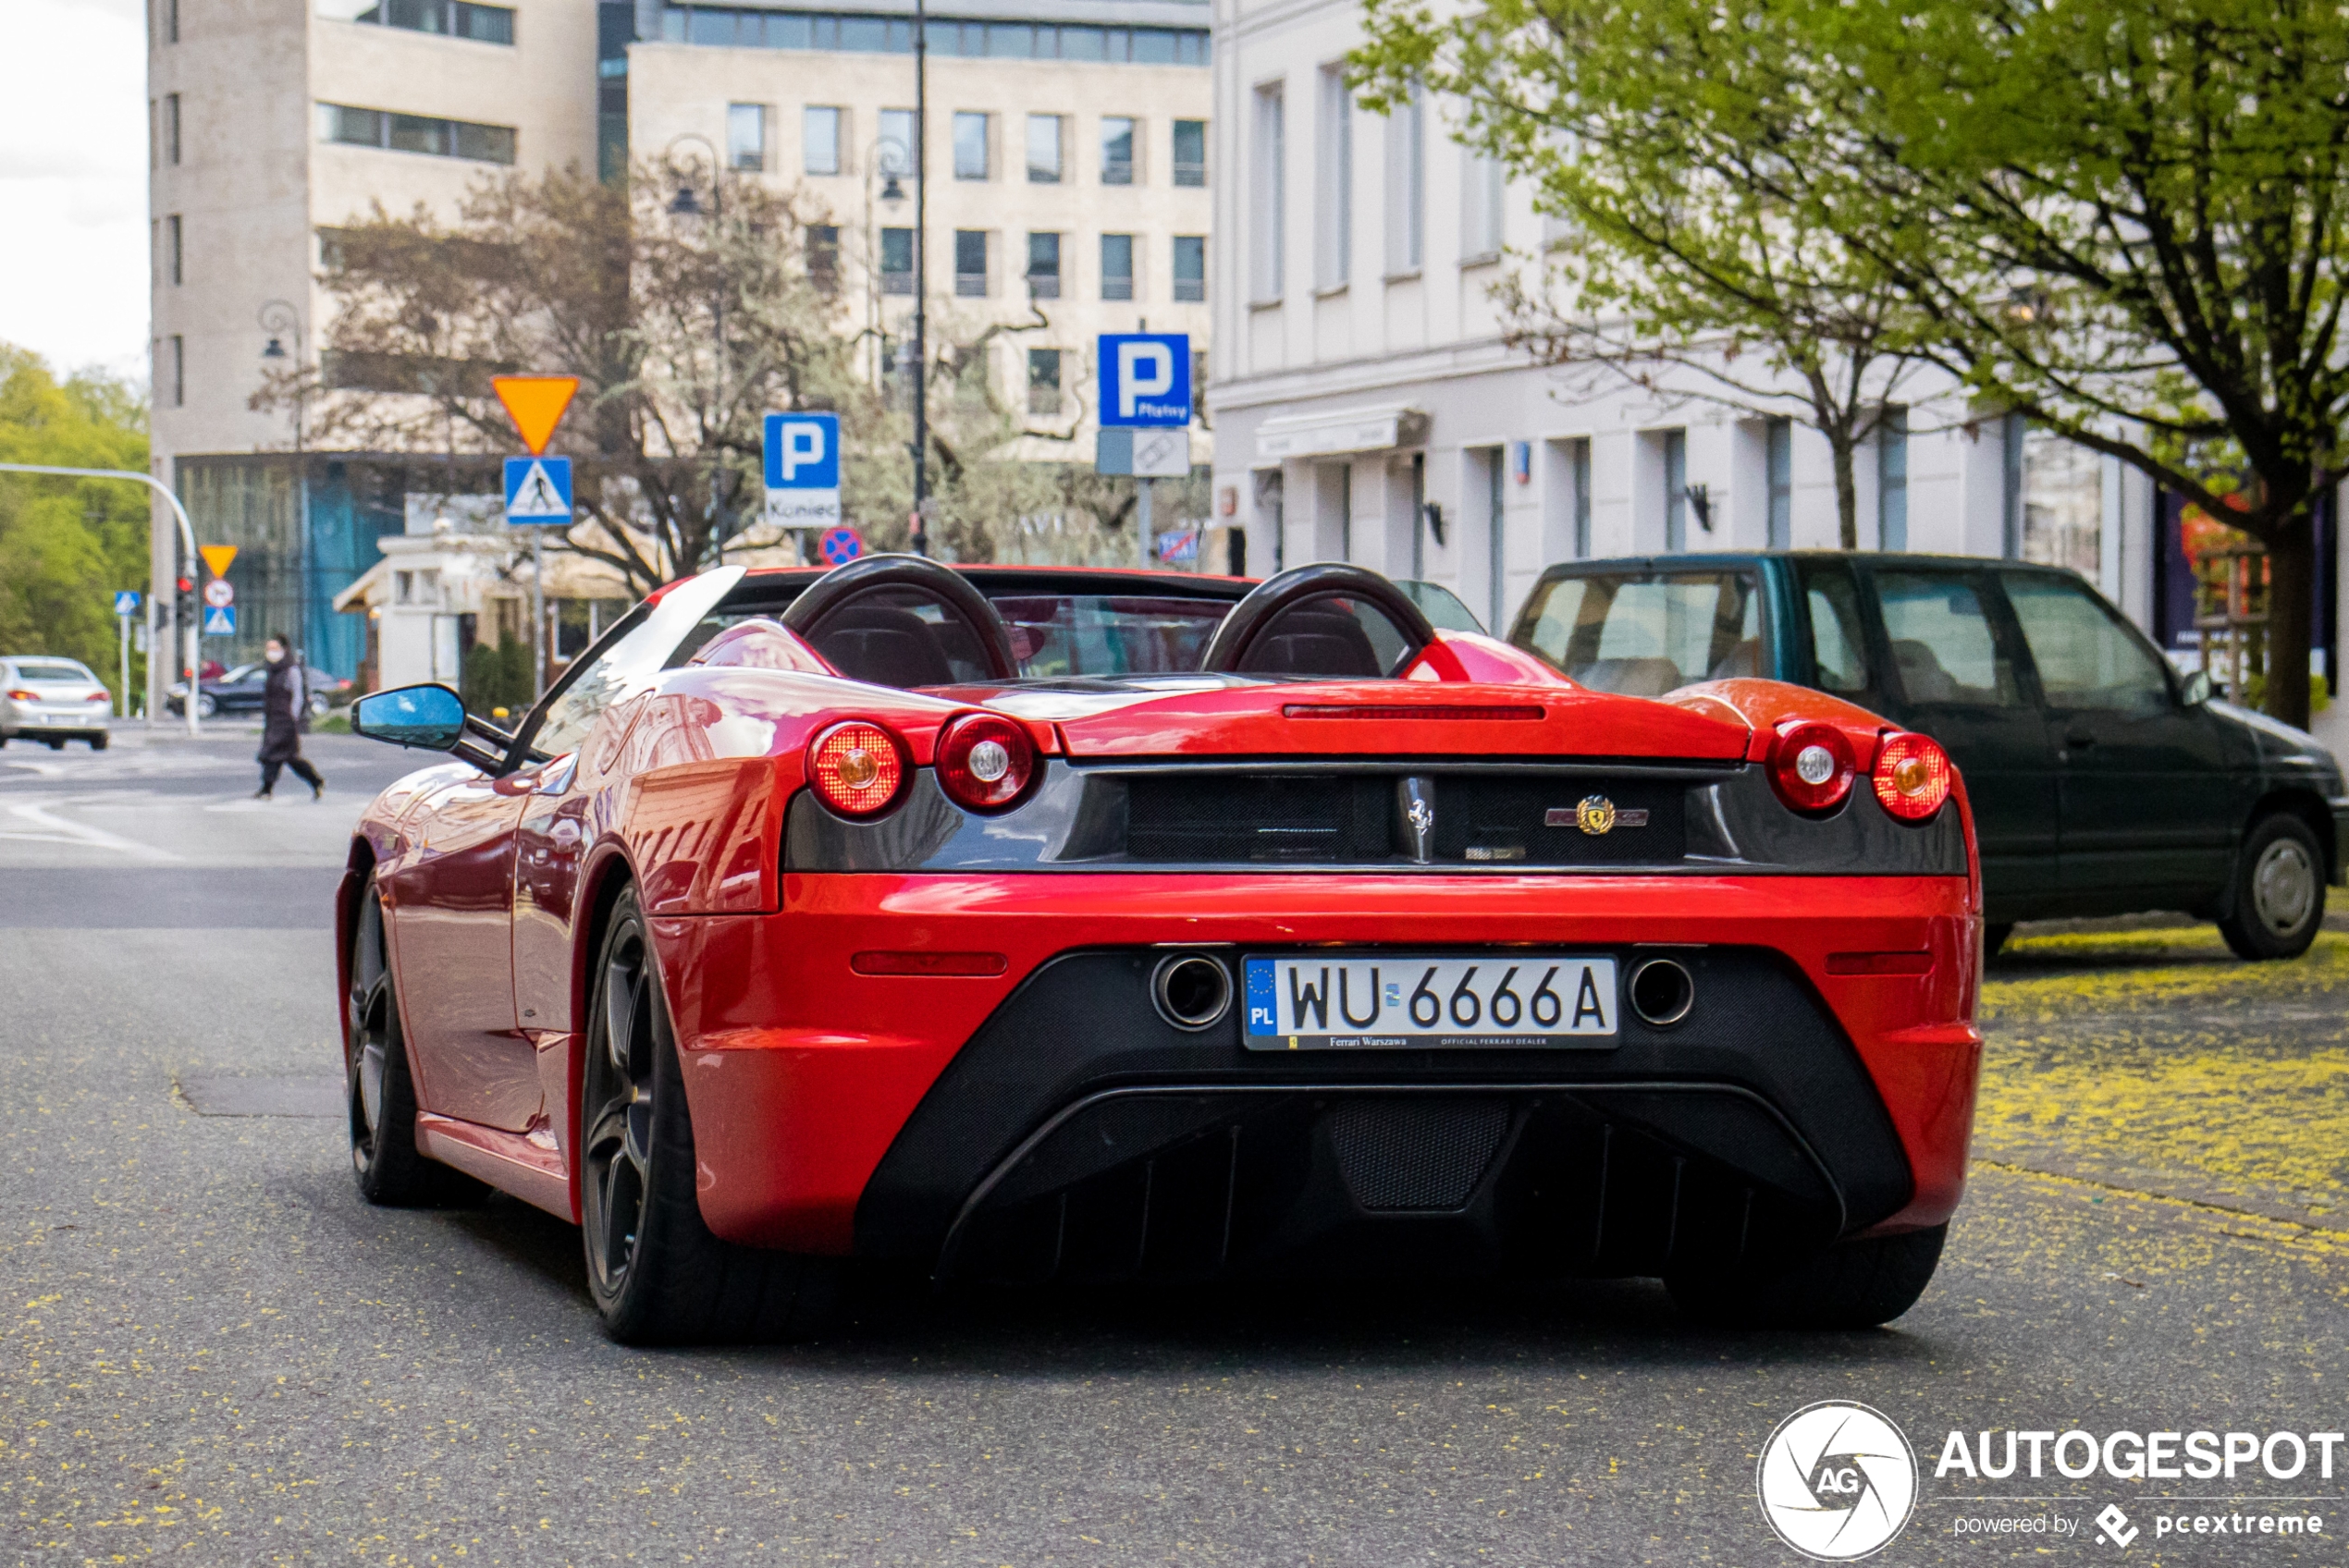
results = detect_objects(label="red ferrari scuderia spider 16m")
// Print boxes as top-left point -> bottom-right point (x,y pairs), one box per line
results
338,557 -> 1982,1343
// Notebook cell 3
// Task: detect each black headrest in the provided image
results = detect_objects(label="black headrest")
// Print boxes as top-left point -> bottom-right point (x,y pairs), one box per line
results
781,553 -> 1017,681
1199,562 -> 1433,676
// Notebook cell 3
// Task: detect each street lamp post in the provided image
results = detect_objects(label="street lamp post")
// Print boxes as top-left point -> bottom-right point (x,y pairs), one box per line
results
0,462 -> 203,736
666,132 -> 730,576
910,0 -> 929,556
259,299 -> 309,674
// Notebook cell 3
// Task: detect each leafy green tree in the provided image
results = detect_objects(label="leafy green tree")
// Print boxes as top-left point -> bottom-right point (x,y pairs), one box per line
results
1355,0 -> 2349,726
1354,4 -> 1935,548
0,346 -> 152,704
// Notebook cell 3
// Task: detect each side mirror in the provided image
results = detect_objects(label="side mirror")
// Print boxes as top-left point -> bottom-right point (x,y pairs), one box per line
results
351,683 -> 467,751
2181,668 -> 2215,706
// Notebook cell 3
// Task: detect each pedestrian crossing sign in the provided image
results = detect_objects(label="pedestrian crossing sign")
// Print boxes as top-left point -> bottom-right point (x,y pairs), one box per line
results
203,605 -> 237,637
503,456 -> 574,525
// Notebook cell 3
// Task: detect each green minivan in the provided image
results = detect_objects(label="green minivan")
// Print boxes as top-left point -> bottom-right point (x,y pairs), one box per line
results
1508,552 -> 2349,959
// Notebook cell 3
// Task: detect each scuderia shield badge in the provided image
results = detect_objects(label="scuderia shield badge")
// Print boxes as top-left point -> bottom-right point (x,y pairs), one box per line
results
1756,1401 -> 1919,1560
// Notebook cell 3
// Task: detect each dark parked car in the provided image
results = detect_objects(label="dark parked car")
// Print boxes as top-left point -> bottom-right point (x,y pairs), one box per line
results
1509,552 -> 2349,959
165,663 -> 345,719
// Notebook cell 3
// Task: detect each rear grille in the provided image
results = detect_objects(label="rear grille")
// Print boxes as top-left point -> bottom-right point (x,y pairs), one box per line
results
1117,772 -> 1688,866
1328,1099 -> 1510,1210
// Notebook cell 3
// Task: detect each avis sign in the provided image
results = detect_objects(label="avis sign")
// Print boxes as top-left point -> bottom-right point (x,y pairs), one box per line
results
763,410 -> 842,528
1098,334 -> 1190,427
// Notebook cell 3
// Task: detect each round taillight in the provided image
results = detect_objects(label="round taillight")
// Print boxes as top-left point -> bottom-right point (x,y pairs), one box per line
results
1873,730 -> 1952,822
1769,719 -> 1858,813
935,711 -> 1036,813
807,720 -> 906,817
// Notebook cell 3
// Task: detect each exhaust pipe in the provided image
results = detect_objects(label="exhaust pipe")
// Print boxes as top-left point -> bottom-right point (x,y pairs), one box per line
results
1627,957 -> 1695,1028
1151,952 -> 1233,1031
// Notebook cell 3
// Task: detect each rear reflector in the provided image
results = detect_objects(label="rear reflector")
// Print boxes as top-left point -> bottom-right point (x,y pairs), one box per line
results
851,950 -> 1009,977
1826,951 -> 1934,976
1283,704 -> 1544,721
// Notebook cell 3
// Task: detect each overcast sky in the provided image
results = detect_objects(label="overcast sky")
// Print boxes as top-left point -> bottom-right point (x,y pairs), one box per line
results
1,0 -> 151,382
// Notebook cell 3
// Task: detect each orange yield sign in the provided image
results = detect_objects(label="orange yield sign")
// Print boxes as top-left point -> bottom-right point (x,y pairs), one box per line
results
199,545 -> 239,579
492,375 -> 581,456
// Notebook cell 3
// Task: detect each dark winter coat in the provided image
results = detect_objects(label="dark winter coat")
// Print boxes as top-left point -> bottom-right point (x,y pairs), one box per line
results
258,658 -> 307,764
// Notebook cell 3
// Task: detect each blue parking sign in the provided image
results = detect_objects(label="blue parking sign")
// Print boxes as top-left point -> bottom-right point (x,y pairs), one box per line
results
763,411 -> 842,527
1098,334 -> 1191,427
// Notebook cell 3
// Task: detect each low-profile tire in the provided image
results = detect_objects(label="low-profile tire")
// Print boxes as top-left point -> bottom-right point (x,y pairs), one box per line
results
580,888 -> 838,1345
2217,812 -> 2326,961
1983,923 -> 2013,960
1666,1224 -> 1947,1329
346,875 -> 486,1206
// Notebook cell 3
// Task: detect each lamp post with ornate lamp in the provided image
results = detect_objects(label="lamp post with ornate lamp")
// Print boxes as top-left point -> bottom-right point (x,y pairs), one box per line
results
665,130 -> 732,568
258,298 -> 310,672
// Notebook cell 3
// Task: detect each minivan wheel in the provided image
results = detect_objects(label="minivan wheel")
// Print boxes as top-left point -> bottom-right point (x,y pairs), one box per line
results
2217,813 -> 2325,961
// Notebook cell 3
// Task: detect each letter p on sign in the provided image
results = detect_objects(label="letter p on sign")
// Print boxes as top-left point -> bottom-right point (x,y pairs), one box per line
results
1099,333 -> 1191,427
783,421 -> 825,480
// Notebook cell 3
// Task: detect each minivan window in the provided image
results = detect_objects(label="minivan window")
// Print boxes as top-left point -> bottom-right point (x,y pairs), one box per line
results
1875,570 -> 2025,706
1516,570 -> 1764,696
1798,560 -> 1871,694
2003,571 -> 2171,716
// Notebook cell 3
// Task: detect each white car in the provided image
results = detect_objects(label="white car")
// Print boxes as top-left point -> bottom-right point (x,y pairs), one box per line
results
0,655 -> 113,750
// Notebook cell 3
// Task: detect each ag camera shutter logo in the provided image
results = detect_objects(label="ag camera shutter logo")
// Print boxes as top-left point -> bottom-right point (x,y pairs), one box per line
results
1757,1402 -> 1918,1560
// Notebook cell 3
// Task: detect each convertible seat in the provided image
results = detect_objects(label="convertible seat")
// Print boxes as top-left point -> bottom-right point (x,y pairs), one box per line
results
808,603 -> 958,689
1236,606 -> 1384,678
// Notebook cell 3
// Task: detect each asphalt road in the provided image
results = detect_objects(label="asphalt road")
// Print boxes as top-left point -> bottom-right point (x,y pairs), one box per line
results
7,728 -> 2349,1565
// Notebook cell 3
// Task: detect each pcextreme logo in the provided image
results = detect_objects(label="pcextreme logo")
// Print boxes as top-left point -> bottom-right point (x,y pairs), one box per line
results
1758,1402 -> 1921,1560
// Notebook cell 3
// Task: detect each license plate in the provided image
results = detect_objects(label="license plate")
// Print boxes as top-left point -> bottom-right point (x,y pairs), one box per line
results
1242,953 -> 1618,1049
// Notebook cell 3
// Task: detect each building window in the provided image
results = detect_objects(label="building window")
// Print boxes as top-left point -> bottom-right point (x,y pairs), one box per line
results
166,214 -> 183,286
1026,115 -> 1062,183
658,8 -> 1209,63
1461,149 -> 1503,262
1877,406 -> 1908,551
727,103 -> 767,170
1315,65 -> 1349,290
1026,231 -> 1061,299
804,106 -> 842,175
316,103 -> 516,164
1027,348 -> 1062,415
1570,437 -> 1592,558
1173,117 -> 1206,187
880,227 -> 914,294
166,0 -> 178,43
953,111 -> 988,179
344,0 -> 516,44
1766,416 -> 1792,549
1101,233 -> 1134,300
879,108 -> 916,178
169,336 -> 184,408
1384,84 -> 1422,275
1173,234 -> 1204,302
2018,423 -> 2101,575
954,229 -> 989,297
806,224 -> 840,292
1250,82 -> 1283,301
1101,116 -> 1136,184
1663,428 -> 1689,551
166,93 -> 181,165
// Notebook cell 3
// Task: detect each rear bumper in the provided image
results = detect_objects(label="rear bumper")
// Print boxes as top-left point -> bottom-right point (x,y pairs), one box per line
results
654,872 -> 1982,1267
1,715 -> 108,735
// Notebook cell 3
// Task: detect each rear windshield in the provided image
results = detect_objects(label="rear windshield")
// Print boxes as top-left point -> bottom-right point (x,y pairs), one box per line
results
10,660 -> 92,682
669,587 -> 1236,680
992,594 -> 1232,677
1514,571 -> 1765,696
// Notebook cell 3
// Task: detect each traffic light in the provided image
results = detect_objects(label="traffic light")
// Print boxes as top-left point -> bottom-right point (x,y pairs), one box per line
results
175,574 -> 196,627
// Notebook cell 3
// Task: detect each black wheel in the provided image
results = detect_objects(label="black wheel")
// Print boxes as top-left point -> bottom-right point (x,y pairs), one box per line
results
1666,1224 -> 1947,1329
88,734 -> 109,751
45,738 -> 65,751
2217,813 -> 2326,961
1983,923 -> 2013,959
581,888 -> 837,1345
346,876 -> 486,1206
196,692 -> 217,718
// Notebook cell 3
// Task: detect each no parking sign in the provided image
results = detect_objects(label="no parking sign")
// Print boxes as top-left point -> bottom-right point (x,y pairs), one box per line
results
818,526 -> 863,565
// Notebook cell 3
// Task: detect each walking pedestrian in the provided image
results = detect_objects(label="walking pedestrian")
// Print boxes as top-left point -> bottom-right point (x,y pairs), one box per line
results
254,634 -> 325,801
